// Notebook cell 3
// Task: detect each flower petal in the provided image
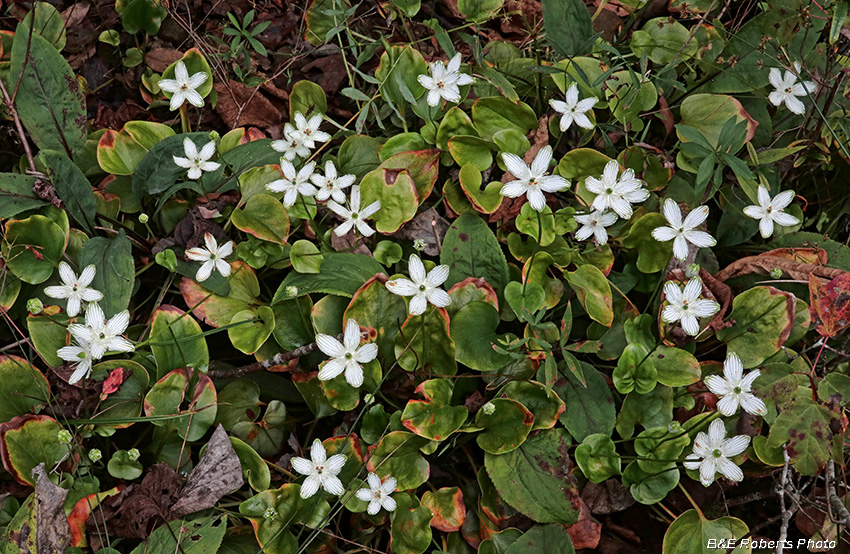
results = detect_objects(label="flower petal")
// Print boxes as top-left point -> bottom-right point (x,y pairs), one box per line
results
408,254 -> 426,285
317,334 -> 346,358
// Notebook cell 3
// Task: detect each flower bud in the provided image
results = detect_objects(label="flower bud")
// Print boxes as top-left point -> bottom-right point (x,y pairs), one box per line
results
208,131 -> 220,142
685,263 -> 700,279
128,448 -> 140,462
770,267 -> 783,279
27,298 -> 43,315
285,285 -> 298,298
264,507 -> 277,520
363,393 -> 375,405
57,429 -> 72,443
482,402 -> 496,415
138,213 -> 149,224
413,238 -> 427,251
88,448 -> 103,463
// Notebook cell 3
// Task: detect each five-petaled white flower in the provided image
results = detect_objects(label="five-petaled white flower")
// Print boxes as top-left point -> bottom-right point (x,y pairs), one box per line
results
574,210 -> 618,246
68,303 -> 134,360
387,254 -> 452,316
585,160 -> 648,220
57,340 -> 95,384
312,161 -> 356,203
291,113 -> 331,149
550,83 -> 597,132
158,61 -> 208,111
768,62 -> 815,115
173,138 -> 220,180
316,318 -> 378,388
291,439 -> 346,499
684,419 -> 750,487
499,146 -> 569,212
327,186 -> 380,237
185,233 -> 234,282
44,262 -> 103,317
743,186 -> 800,239
267,160 -> 317,207
355,473 -> 397,515
652,198 -> 716,261
417,53 -> 475,107
661,278 -> 720,336
271,123 -> 311,161
705,353 -> 767,417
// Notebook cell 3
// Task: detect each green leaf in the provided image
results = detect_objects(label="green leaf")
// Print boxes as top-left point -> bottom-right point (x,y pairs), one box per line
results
121,0 -> 168,34
181,262 -> 260,327
457,164 -> 504,214
150,305 -> 209,378
450,301 -> 513,371
230,437 -> 271,491
240,484 -> 328,554
0,355 -> 49,423
232,194 -> 290,245
501,380 -> 564,430
2,214 -> 66,285
616,386 -> 674,439
630,18 -> 696,65
566,265 -> 613,327
662,509 -> 749,554
634,426 -> 690,474
622,212 -> 672,273
505,525 -> 576,554
391,492 -> 433,554
0,415 -> 67,486
129,516 -> 226,554
143,368 -> 217,441
338,135 -> 383,179
368,432 -> 429,490
289,80 -> 327,119
554,362 -> 616,442
90,360 -> 150,430
766,395 -> 842,475
97,122 -> 176,175
475,398 -> 534,454
471,98 -> 538,141
379,149 -> 441,200
21,2 -> 67,51
541,0 -> 593,57
79,230 -> 134,318
622,461 -> 679,505
290,240 -> 324,274
448,136 -> 495,171
345,275 -> 408,365
575,434 -> 620,483
677,94 -> 755,149
360,168 -> 420,233
613,343 -> 658,395
652,345 -> 701,387
394,309 -> 458,375
441,213 -> 510,304
215,380 -> 261,431
107,450 -> 143,480
484,427 -> 580,525
279,252 -> 383,298
715,286 -> 797,367
374,46 -> 427,108
0,174 -> 47,219
10,27 -> 87,157
456,0 -> 503,21
228,306 -> 275,355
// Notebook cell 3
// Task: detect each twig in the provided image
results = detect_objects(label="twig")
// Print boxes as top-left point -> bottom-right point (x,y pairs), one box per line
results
207,331 -> 350,379
777,448 -> 794,554
0,73 -> 37,173
827,459 -> 850,528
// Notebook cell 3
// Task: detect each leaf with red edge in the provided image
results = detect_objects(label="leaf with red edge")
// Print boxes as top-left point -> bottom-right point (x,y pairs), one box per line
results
421,487 -> 465,532
0,414 -> 69,486
809,273 -> 850,338
68,486 -> 124,547
401,379 -> 468,441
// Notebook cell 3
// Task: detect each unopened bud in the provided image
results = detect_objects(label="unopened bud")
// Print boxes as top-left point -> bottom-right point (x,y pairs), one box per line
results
128,448 -> 140,461
138,213 -> 149,224
264,507 -> 277,520
27,298 -> 43,315
412,239 -> 426,251
208,131 -> 220,142
57,430 -> 72,443
770,267 -> 783,279
88,448 -> 102,463
482,402 -> 496,415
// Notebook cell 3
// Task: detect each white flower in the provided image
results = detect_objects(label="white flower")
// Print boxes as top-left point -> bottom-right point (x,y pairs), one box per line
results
184,233 -> 234,282
684,419 -> 750,487
499,146 -> 570,211
355,473 -> 397,515
550,83 -> 597,132
267,159 -> 317,207
271,123 -> 311,161
44,262 -> 103,317
327,186 -> 381,237
661,278 -> 720,336
291,439 -> 346,499
291,113 -> 331,149
585,160 -> 648,220
68,303 -> 134,360
386,254 -> 452,316
768,63 -> 815,115
312,161 -> 356,203
743,186 -> 800,239
173,138 -> 220,180
57,340 -> 94,384
652,198 -> 716,261
574,210 -> 618,245
316,318 -> 378,388
158,61 -> 208,111
417,53 -> 475,107
705,353 -> 767,417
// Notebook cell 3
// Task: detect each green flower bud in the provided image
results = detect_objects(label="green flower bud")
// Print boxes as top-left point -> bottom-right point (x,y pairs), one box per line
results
770,267 -> 783,279
138,213 -> 149,224
27,298 -> 43,315
413,239 -> 427,251
88,448 -> 103,463
128,448 -> 140,462
482,402 -> 496,415
264,507 -> 277,520
209,131 -> 220,142
57,429 -> 72,443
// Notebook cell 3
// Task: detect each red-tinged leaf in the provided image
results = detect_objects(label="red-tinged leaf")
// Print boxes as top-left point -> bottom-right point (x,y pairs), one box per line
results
809,273 -> 850,338
100,367 -> 126,400
565,497 -> 601,550
68,486 -> 124,547
421,487 -> 465,532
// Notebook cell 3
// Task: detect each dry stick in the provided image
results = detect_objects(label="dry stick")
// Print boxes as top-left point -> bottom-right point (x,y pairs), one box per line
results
827,460 -> 850,528
206,332 -> 349,379
0,75 -> 37,174
777,448 -> 794,554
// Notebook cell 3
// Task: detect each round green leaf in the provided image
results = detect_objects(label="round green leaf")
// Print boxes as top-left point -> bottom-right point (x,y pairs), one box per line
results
390,492 -> 433,554
475,398 -> 534,454
360,168 -> 419,234
367,432 -> 429,490
232,194 -> 290,245
228,306 -> 275,355
401,379 -> 468,441
0,355 -> 49,423
161,49 -> 213,99
107,450 -> 143,480
450,301 -> 513,371
662,509 -> 749,554
0,415 -> 68,486
575,434 -> 620,483
3,214 -> 66,285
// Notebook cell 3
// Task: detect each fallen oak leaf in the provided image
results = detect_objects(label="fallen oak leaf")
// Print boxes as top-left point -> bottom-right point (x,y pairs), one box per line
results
715,247 -> 842,282
171,425 -> 243,517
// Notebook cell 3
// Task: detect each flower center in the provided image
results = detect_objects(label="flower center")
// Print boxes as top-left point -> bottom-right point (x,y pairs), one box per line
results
210,253 -> 217,260
99,332 -> 106,340
180,84 -> 188,91
786,87 -> 793,93
72,284 -> 78,291
712,449 -> 723,458
678,227 -> 685,234
352,213 -> 359,219
436,80 -> 444,88
734,386 -> 742,394
605,188 -> 613,194
766,206 -> 773,213
375,491 -> 382,498
419,285 -> 426,292
345,352 -> 353,360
